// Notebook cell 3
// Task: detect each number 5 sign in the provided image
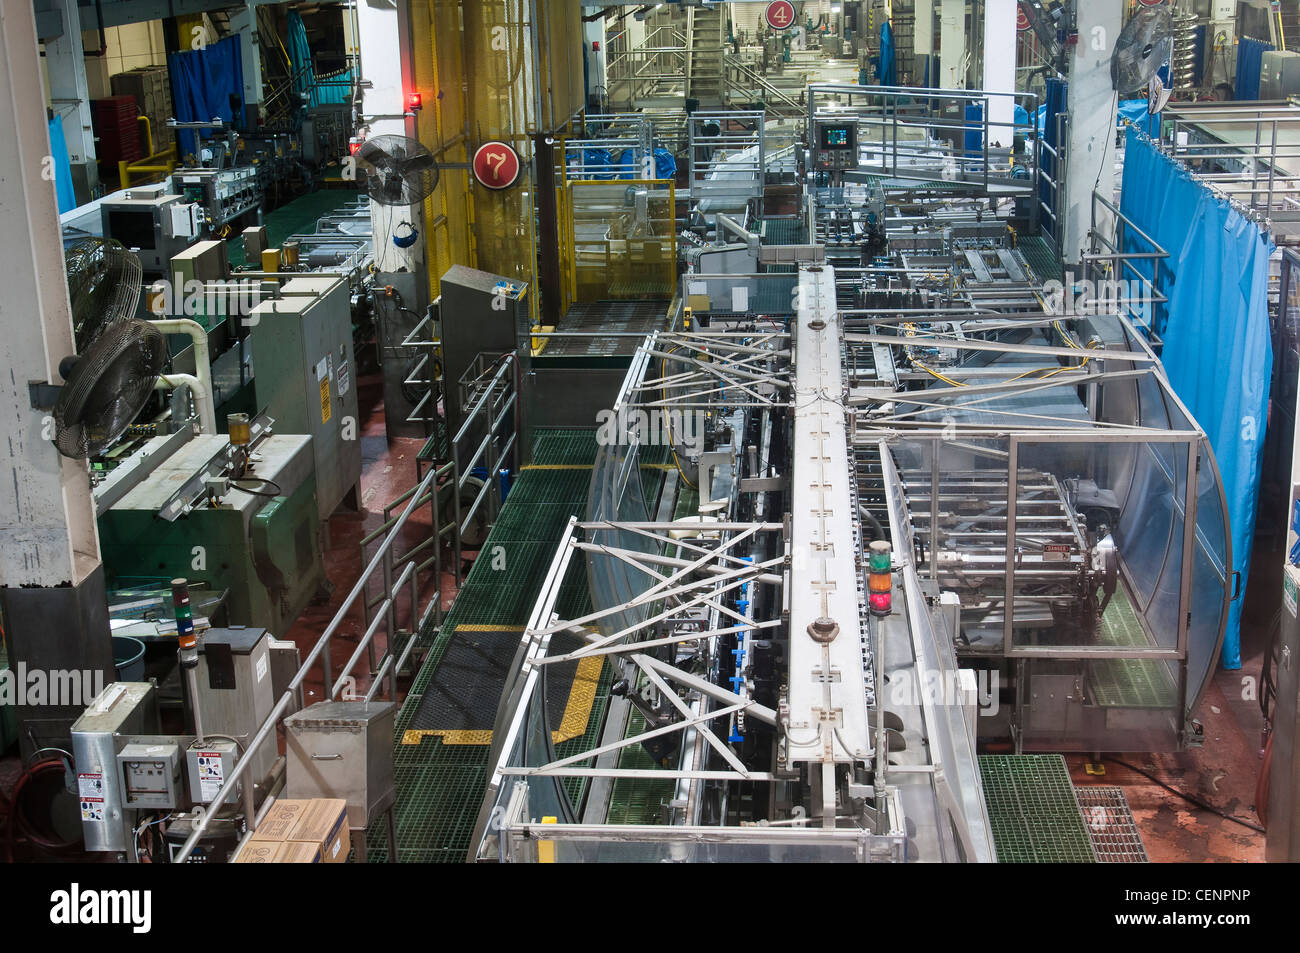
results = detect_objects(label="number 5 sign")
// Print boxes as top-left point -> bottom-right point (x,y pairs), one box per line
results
472,140 -> 521,190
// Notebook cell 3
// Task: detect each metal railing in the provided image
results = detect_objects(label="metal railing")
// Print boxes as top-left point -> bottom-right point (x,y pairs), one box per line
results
565,113 -> 653,179
1159,102 -> 1300,231
722,55 -> 803,115
449,352 -> 520,558
688,110 -> 766,206
1085,190 -> 1170,339
175,455 -> 448,861
807,83 -> 1041,196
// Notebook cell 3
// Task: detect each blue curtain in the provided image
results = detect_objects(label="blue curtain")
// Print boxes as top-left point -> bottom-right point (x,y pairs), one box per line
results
1119,127 -> 1275,669
167,36 -> 244,157
47,118 -> 76,213
1236,37 -> 1274,100
1039,77 -> 1068,219
879,21 -> 896,87
287,10 -> 354,109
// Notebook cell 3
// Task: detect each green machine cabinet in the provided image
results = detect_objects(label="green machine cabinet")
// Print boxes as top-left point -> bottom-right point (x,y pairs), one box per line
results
97,434 -> 325,637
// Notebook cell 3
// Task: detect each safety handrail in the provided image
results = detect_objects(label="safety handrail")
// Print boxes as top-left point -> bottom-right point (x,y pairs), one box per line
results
175,453 -> 445,861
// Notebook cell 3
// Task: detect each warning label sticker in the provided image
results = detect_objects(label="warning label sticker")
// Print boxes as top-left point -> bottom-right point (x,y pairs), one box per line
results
195,752 -> 225,801
78,773 -> 104,799
1042,544 -> 1072,562
80,799 -> 104,822
337,359 -> 351,397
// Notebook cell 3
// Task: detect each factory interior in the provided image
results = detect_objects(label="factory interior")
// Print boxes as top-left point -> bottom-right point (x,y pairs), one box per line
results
0,0 -> 1298,875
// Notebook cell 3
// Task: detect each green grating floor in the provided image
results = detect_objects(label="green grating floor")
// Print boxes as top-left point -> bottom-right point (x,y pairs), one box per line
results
1018,234 -> 1064,284
370,428 -> 673,860
1089,588 -> 1177,709
980,754 -> 1098,863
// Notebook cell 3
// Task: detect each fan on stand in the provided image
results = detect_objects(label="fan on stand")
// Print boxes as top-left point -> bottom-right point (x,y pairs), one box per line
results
356,135 -> 440,206
64,238 -> 143,351
53,320 -> 167,459
1111,4 -> 1174,97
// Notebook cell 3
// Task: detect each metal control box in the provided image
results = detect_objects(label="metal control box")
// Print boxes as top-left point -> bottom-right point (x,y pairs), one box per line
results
247,277 -> 361,520
117,741 -> 183,809
283,701 -> 396,828
187,740 -> 240,804
100,192 -> 197,275
1261,50 -> 1300,100
194,627 -> 277,787
71,683 -> 159,852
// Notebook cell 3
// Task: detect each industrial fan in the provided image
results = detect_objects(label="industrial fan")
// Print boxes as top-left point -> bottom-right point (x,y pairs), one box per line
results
52,319 -> 167,458
1111,3 -> 1174,96
1148,72 -> 1173,117
356,135 -> 440,206
64,238 -> 143,351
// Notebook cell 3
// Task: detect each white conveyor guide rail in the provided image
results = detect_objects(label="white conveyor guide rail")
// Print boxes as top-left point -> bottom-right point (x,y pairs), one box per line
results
786,265 -> 873,829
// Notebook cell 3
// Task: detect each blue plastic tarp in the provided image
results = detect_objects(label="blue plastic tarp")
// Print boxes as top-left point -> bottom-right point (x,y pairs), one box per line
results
1236,37 -> 1274,101
167,35 -> 244,157
47,118 -> 76,213
1119,127 -> 1275,670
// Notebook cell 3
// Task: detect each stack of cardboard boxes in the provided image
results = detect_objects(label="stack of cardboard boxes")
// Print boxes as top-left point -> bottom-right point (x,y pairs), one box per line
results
232,798 -> 350,864
110,66 -> 175,154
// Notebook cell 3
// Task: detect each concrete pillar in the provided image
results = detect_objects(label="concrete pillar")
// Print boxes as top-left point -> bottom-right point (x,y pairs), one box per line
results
939,0 -> 965,88
1063,0 -> 1123,267
43,0 -> 98,198
363,0 -> 424,279
915,0 -> 934,68
0,0 -> 114,752
982,0 -> 1016,148
229,3 -> 265,126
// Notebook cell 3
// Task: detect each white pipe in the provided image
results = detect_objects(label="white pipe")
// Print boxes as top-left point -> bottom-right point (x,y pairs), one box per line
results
155,374 -> 215,435
148,319 -> 217,434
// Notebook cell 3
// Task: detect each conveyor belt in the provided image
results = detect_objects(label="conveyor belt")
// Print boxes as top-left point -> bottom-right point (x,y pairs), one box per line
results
540,300 -> 670,358
370,429 -> 672,861
980,754 -> 1098,863
1089,587 -> 1178,709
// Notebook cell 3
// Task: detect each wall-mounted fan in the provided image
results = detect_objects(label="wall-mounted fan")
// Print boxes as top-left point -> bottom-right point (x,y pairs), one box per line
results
357,135 -> 440,206
1112,4 -> 1174,97
53,320 -> 167,458
64,238 -> 142,351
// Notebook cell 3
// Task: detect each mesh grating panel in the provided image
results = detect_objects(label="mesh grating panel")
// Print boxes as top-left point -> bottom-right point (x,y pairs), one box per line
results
980,754 -> 1098,863
1075,785 -> 1149,862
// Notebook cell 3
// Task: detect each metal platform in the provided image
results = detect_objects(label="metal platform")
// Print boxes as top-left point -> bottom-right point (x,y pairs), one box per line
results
368,429 -> 670,861
1074,785 -> 1149,862
979,754 -> 1098,863
539,300 -> 670,358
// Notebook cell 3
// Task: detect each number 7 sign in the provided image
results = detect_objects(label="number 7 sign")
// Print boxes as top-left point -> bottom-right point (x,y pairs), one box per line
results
473,140 -> 522,190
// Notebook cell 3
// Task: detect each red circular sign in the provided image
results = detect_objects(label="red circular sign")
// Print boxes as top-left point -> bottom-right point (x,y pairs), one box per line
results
765,1 -> 796,31
472,141 -> 521,190
1017,4 -> 1031,31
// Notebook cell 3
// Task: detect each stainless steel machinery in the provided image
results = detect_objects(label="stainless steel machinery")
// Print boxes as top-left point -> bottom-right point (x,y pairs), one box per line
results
248,276 -> 362,520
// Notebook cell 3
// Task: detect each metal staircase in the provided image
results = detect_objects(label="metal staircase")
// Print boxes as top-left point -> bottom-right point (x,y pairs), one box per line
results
686,4 -> 726,105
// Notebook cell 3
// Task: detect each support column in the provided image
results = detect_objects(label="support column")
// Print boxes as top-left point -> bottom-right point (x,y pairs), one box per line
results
1063,0 -> 1123,268
982,0 -> 1016,148
0,0 -> 114,753
939,0 -> 965,88
915,0 -> 934,82
43,0 -> 98,200
229,3 -> 265,126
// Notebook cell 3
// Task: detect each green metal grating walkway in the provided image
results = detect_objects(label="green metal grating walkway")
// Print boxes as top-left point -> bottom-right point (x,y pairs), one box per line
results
369,429 -> 670,861
980,754 -> 1098,863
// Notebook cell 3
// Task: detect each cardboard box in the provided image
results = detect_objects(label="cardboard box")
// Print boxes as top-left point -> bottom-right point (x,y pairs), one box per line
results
232,839 -> 322,863
232,841 -> 279,864
250,798 -> 311,842
273,840 -> 323,863
287,798 -> 349,864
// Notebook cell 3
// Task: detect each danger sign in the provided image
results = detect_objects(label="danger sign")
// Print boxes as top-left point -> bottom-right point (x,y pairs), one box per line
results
472,141 -> 521,190
765,1 -> 796,31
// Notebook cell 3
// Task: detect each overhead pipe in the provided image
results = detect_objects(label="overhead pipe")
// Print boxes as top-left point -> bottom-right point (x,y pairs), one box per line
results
148,319 -> 216,434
